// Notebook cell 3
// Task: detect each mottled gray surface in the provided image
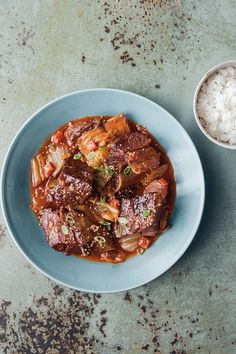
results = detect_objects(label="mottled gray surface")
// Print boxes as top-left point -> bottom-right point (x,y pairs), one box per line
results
0,0 -> 236,353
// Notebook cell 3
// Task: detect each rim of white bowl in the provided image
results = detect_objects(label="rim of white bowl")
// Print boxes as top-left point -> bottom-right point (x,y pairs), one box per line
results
193,59 -> 236,150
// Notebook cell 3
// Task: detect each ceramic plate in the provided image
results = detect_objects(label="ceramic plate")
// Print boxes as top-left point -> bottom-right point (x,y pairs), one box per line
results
1,89 -> 205,293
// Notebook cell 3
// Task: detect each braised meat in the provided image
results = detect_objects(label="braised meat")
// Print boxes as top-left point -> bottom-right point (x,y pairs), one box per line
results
39,208 -> 88,255
106,145 -> 128,170
31,113 -> 175,263
65,118 -> 101,146
107,131 -> 151,171
47,157 -> 93,208
40,208 -> 115,256
144,179 -> 168,198
110,172 -> 146,193
115,191 -> 167,238
128,147 -> 161,174
115,132 -> 151,152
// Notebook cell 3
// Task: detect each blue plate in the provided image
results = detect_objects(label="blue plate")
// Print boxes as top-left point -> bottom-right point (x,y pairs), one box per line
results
0,89 -> 205,293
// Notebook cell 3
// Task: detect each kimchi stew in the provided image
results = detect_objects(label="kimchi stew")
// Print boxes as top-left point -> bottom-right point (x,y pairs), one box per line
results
30,113 -> 176,263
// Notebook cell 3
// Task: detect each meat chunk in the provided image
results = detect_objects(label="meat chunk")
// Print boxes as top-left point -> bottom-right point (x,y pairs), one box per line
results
39,209 -> 92,255
40,208 -> 115,256
115,132 -> 151,152
128,147 -> 161,174
104,113 -> 130,136
106,132 -> 151,171
144,179 -> 168,198
104,172 -> 145,194
46,157 -> 93,208
77,200 -> 119,223
94,168 -> 113,191
106,146 -> 128,170
115,191 -> 167,237
64,118 -> 101,146
143,164 -> 168,186
91,226 -> 116,254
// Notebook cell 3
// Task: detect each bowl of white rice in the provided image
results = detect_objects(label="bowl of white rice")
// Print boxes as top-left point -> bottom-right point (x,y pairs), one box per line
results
193,60 -> 236,149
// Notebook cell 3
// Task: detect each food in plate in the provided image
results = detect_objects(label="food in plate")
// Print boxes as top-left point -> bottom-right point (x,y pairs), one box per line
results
30,113 -> 176,263
196,66 -> 236,145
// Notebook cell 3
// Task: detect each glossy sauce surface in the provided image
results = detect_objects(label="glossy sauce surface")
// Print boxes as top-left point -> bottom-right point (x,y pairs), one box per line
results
31,116 -> 176,263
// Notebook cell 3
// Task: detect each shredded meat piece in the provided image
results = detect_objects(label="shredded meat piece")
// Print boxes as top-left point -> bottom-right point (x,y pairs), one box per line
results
128,147 -> 161,174
64,118 -> 101,146
46,157 -> 93,208
115,189 -> 168,237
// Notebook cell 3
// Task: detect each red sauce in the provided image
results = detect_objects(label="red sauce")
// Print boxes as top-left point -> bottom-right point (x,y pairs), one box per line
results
30,116 -> 176,263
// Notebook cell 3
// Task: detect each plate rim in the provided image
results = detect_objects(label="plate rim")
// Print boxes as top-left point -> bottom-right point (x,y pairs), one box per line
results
0,88 -> 205,293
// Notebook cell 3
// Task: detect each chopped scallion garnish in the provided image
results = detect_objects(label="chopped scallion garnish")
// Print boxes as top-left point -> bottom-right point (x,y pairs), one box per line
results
73,153 -> 81,160
137,247 -> 145,255
66,213 -> 75,224
94,236 -> 106,245
143,210 -> 151,218
123,166 -> 132,176
61,224 -> 69,235
99,220 -> 112,230
87,151 -> 96,160
100,195 -> 106,204
104,165 -> 114,175
49,143 -> 55,152
94,166 -> 103,171
98,145 -> 107,151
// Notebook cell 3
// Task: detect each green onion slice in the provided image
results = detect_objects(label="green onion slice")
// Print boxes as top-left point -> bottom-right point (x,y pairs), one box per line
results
94,166 -> 103,171
66,213 -> 76,224
123,166 -> 132,176
73,153 -> 81,160
137,247 -> 145,255
104,165 -> 114,175
61,224 -> 69,235
94,236 -> 106,245
99,220 -> 112,230
87,152 -> 96,160
98,145 -> 107,151
49,143 -> 55,152
100,194 -> 106,204
143,210 -> 151,218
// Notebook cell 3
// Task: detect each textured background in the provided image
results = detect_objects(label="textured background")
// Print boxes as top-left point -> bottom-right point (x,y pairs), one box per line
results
0,1 -> 236,353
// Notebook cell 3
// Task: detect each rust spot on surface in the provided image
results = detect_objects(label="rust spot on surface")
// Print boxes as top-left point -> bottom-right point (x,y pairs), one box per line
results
123,291 -> 132,303
96,0 -> 194,69
0,301 -> 11,344
170,332 -> 182,346
17,26 -> 35,54
0,225 -> 7,249
142,343 -> 150,350
53,284 -> 64,296
0,291 -> 103,353
97,315 -> 108,337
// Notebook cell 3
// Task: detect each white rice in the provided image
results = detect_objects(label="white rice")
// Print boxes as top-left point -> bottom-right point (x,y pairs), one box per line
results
196,66 -> 236,145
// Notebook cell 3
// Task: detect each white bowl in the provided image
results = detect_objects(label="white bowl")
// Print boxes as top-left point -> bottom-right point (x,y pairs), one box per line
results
193,60 -> 236,150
